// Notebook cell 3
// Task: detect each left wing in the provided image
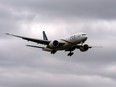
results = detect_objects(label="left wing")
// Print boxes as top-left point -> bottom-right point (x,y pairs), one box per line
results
5,33 -> 50,45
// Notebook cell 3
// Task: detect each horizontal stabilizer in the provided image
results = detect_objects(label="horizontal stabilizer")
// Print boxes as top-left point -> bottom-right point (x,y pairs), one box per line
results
26,45 -> 44,49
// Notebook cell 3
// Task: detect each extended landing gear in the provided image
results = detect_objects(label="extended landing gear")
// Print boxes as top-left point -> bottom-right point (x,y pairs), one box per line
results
51,50 -> 57,54
67,51 -> 74,56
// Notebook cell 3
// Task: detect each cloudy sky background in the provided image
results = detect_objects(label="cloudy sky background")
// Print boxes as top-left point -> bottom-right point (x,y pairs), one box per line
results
0,0 -> 116,87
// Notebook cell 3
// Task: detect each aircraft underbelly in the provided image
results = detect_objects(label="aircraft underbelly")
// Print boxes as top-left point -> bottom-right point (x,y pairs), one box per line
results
57,38 -> 86,51
57,44 -> 73,51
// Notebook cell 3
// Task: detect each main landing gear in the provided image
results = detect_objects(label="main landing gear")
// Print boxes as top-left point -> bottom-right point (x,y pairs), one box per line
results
51,50 -> 57,54
67,51 -> 74,56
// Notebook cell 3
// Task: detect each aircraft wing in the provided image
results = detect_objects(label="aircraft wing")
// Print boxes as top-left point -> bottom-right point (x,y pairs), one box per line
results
65,44 -> 92,51
5,33 -> 50,45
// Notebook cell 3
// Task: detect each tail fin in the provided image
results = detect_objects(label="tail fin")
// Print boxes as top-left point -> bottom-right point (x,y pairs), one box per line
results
43,31 -> 48,40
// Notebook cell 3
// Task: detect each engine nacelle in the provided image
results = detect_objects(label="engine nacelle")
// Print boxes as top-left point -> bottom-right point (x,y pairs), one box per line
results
49,40 -> 59,48
80,44 -> 89,52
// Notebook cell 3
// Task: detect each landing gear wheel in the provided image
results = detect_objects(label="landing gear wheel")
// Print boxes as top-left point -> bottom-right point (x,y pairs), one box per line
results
51,50 -> 57,54
67,52 -> 74,56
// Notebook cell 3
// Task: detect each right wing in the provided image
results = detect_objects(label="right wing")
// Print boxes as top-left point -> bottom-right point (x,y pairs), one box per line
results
5,33 -> 50,45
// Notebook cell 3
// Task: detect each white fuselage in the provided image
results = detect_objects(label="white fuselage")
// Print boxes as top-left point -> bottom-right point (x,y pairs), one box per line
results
6,31 -> 89,56
46,33 -> 88,51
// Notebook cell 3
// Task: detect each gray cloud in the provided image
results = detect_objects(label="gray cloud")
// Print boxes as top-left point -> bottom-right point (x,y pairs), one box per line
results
0,0 -> 116,87
1,0 -> 116,19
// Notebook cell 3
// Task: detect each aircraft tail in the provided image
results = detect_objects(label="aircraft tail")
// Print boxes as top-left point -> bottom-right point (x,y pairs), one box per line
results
43,31 -> 48,40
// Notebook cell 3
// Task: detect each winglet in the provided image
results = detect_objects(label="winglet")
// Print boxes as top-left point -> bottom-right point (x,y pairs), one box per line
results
5,33 -> 10,35
5,33 -> 22,38
5,33 -> 15,36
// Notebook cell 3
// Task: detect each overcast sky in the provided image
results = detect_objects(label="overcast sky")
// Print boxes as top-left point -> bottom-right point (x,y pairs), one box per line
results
0,0 -> 116,87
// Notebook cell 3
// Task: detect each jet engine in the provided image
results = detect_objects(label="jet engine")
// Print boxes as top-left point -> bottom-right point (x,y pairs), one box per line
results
79,44 -> 89,52
49,40 -> 59,48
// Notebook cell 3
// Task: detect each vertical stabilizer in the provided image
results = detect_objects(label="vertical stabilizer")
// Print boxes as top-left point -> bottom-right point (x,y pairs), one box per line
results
43,31 -> 48,40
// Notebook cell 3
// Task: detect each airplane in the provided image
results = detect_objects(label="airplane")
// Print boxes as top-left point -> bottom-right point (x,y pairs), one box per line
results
6,31 -> 93,56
